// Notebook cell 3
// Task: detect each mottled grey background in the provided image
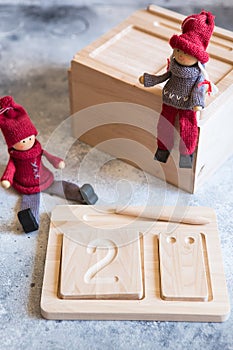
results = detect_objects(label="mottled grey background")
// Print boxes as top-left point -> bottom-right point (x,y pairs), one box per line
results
0,1 -> 233,350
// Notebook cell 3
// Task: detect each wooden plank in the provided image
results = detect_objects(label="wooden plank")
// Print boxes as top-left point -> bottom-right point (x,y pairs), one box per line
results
159,232 -> 208,301
147,4 -> 184,23
194,69 -> 233,190
59,227 -> 143,300
88,25 -> 171,78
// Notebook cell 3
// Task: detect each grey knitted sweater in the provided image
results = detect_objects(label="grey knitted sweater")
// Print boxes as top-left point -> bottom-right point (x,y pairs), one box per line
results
143,58 -> 205,110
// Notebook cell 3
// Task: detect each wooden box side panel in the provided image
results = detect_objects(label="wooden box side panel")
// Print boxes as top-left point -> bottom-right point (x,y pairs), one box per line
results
195,94 -> 233,190
69,74 -> 195,193
69,62 -> 162,112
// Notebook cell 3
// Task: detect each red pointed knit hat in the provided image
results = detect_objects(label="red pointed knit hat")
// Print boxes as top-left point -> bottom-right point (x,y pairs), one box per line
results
169,10 -> 215,64
0,96 -> 38,149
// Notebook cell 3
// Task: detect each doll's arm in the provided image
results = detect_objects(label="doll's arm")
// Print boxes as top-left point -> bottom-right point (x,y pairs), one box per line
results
193,106 -> 203,111
1,158 -> 16,188
139,71 -> 171,87
42,150 -> 65,169
192,76 -> 206,110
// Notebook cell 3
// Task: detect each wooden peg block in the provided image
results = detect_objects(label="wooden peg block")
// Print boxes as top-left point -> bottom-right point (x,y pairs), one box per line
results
59,227 -> 143,300
159,232 -> 208,301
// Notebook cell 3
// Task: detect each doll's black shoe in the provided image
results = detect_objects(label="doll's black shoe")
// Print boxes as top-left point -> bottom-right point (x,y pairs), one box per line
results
17,208 -> 39,233
80,184 -> 98,205
179,154 -> 194,169
154,148 -> 170,163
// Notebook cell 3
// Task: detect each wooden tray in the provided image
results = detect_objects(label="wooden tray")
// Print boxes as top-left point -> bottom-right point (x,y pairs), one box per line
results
40,205 -> 230,321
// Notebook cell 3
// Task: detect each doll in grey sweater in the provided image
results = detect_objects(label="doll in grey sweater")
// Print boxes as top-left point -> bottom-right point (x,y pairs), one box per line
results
139,10 -> 215,168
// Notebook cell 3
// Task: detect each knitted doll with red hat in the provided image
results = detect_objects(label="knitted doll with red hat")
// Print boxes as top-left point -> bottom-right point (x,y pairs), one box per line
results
139,10 -> 216,168
0,96 -> 98,233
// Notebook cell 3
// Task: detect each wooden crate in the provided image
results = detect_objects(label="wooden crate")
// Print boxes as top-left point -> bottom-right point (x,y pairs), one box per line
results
68,5 -> 233,193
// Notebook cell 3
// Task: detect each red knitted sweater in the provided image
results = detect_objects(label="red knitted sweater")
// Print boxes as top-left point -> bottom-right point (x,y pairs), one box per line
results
1,140 -> 63,194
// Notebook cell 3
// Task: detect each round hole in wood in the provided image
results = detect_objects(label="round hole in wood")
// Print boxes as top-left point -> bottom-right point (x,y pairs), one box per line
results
185,236 -> 195,244
167,236 -> 176,244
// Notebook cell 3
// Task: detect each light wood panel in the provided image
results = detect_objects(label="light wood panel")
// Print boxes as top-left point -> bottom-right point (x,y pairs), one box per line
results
159,232 -> 208,301
60,228 -> 143,300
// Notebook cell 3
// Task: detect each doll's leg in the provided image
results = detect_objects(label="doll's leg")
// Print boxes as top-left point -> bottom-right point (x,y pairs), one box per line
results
179,109 -> 198,168
179,109 -> 198,154
155,104 -> 177,163
17,193 -> 40,233
44,181 -> 98,205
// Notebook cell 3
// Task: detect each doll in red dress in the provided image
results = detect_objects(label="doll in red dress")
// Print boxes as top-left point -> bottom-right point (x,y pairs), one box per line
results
0,96 -> 98,233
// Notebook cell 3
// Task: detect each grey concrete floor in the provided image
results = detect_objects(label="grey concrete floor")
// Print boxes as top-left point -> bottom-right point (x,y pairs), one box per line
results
0,2 -> 233,350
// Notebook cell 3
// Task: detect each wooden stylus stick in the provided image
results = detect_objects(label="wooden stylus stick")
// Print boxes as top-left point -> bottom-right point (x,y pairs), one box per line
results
115,206 -> 210,225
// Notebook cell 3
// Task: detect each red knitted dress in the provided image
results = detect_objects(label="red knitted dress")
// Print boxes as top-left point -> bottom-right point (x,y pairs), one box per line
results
1,140 -> 62,194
